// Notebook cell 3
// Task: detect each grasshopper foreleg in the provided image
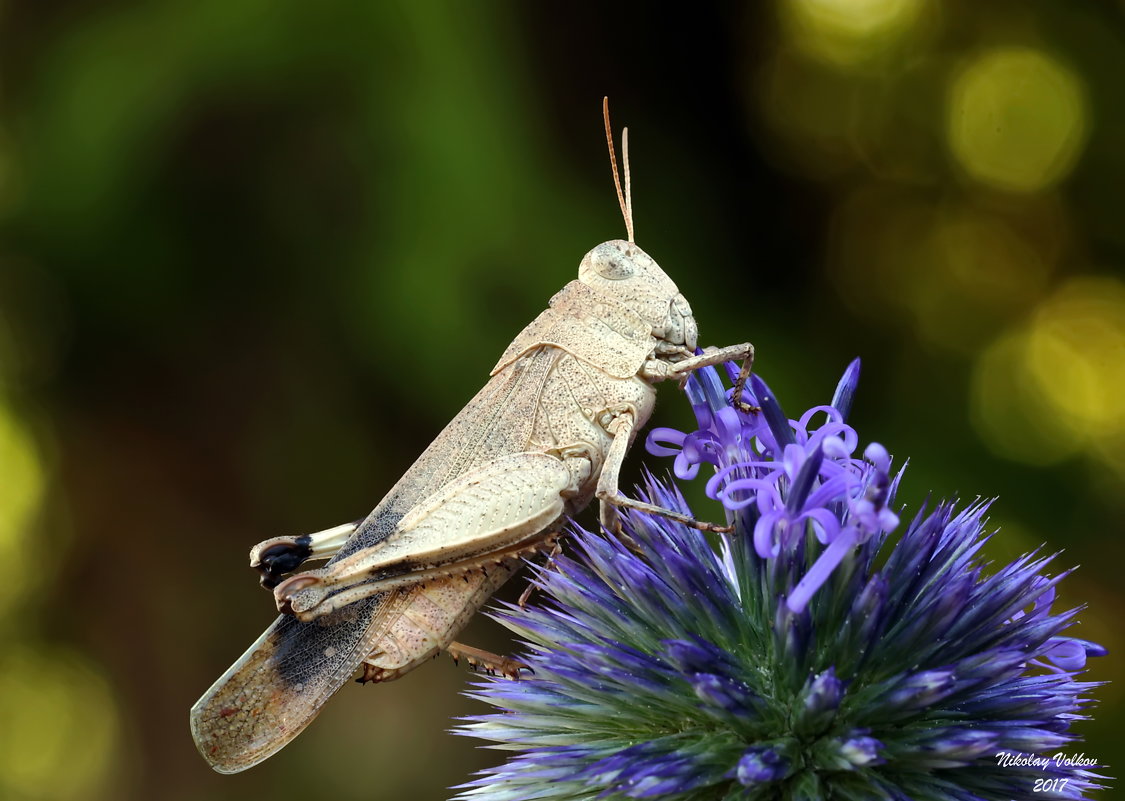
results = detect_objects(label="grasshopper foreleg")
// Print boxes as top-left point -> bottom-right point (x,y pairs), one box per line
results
644,342 -> 756,410
249,521 -> 359,589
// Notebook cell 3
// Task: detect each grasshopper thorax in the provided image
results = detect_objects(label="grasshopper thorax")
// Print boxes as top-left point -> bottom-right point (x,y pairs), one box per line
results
578,240 -> 698,352
490,240 -> 700,380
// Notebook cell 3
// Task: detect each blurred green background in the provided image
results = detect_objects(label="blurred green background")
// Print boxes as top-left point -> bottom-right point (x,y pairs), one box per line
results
0,1 -> 1121,799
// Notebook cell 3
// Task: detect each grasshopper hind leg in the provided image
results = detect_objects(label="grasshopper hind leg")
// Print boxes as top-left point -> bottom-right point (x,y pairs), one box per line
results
274,452 -> 580,620
445,642 -> 531,680
358,641 -> 530,684
352,564 -> 522,684
250,522 -> 359,588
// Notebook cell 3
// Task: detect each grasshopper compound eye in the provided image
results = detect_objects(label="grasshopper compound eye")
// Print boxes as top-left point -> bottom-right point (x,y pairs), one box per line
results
579,240 -> 638,281
593,248 -> 634,279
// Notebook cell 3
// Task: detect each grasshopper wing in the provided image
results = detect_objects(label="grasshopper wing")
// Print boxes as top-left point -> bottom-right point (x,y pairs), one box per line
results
191,350 -> 559,772
190,599 -> 387,772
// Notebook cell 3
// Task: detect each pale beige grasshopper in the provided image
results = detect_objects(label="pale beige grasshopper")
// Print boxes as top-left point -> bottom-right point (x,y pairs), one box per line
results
190,100 -> 754,773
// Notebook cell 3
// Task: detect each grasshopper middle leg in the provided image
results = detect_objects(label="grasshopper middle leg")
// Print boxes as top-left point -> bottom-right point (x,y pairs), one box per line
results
596,406 -> 732,534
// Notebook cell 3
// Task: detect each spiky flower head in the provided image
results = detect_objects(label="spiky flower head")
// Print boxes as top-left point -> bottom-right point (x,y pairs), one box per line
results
455,360 -> 1106,801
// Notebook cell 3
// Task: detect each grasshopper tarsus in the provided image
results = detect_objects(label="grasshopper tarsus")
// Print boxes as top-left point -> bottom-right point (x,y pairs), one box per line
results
730,351 -> 756,413
516,583 -> 536,609
447,642 -> 531,680
602,491 -> 732,535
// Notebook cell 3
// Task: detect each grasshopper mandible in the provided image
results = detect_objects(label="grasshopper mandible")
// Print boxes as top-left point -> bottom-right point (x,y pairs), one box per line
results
190,99 -> 754,773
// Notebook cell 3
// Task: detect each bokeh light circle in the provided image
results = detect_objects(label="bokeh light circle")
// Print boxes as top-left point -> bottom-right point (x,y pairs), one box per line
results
972,276 -> 1125,469
0,647 -> 120,799
971,328 -> 1081,466
1025,276 -> 1125,432
782,0 -> 927,67
0,404 -> 44,616
947,47 -> 1089,193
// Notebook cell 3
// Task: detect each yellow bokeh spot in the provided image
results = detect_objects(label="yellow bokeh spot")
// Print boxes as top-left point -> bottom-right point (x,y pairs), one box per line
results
782,0 -> 928,67
972,276 -> 1125,468
0,646 -> 120,799
0,404 -> 45,616
948,47 -> 1089,193
971,328 -> 1081,466
1026,277 -> 1125,431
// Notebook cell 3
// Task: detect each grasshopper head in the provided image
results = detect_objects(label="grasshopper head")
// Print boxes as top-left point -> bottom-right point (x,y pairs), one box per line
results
578,240 -> 698,351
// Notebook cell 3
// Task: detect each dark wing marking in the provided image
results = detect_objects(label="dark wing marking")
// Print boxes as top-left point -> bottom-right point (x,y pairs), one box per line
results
190,348 -> 559,772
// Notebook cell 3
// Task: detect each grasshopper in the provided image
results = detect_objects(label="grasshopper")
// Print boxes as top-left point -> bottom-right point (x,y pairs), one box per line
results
190,99 -> 754,773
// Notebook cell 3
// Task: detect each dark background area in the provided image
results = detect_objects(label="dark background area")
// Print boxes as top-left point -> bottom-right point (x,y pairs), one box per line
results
0,2 -> 1120,799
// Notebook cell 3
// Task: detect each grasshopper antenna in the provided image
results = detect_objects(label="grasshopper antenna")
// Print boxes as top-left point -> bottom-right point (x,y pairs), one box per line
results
623,127 -> 633,242
602,96 -> 635,243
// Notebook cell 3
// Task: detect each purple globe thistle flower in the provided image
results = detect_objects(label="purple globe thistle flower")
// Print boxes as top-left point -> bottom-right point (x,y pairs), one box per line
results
455,359 -> 1107,801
